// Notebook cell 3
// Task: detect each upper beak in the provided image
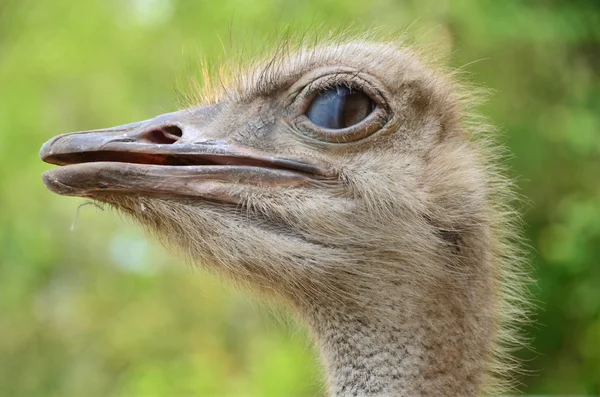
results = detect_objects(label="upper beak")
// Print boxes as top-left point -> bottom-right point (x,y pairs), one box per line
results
40,108 -> 332,200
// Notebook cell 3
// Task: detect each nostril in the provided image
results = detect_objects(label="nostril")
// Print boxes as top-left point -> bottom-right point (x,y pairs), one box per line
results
146,125 -> 183,145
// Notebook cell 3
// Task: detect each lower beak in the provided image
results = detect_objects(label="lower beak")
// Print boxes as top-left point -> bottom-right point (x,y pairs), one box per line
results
39,111 -> 332,201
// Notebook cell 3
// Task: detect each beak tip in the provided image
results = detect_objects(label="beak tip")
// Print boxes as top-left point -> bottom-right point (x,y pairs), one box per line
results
41,169 -> 78,196
40,136 -> 57,162
41,170 -> 58,193
41,170 -> 60,192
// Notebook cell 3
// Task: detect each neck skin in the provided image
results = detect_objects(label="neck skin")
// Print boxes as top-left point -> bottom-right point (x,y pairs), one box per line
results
299,277 -> 495,397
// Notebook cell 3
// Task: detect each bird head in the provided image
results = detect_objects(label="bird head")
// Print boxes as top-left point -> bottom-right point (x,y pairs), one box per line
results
40,42 -> 493,308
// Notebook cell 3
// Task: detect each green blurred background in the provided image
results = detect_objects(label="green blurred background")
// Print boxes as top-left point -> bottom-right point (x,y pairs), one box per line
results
1,0 -> 599,395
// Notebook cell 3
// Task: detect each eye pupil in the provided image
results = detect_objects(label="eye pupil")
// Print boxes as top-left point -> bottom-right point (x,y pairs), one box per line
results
306,85 -> 374,129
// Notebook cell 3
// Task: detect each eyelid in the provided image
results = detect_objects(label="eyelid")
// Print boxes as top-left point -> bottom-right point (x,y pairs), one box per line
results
285,66 -> 390,109
295,109 -> 387,143
293,73 -> 388,114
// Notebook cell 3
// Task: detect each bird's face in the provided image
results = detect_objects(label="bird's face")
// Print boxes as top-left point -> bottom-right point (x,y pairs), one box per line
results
41,43 -> 486,302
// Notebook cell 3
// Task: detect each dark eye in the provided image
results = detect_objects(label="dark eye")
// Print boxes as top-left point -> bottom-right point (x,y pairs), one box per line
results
306,86 -> 375,129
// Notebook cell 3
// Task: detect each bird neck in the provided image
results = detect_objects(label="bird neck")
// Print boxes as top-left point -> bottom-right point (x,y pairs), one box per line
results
301,278 -> 495,397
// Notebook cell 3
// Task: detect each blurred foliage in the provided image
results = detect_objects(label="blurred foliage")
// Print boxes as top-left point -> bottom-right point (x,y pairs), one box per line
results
1,0 -> 599,395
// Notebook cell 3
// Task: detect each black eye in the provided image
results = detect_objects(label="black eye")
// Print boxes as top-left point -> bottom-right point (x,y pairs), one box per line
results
306,86 -> 375,129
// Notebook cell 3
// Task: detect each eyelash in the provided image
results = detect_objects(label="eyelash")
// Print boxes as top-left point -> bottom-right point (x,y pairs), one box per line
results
299,75 -> 379,108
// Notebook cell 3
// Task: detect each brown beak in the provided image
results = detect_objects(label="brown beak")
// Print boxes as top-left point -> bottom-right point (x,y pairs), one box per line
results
40,108 -> 332,201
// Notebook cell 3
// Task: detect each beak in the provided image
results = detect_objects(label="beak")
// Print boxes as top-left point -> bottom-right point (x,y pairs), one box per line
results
40,107 -> 332,201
